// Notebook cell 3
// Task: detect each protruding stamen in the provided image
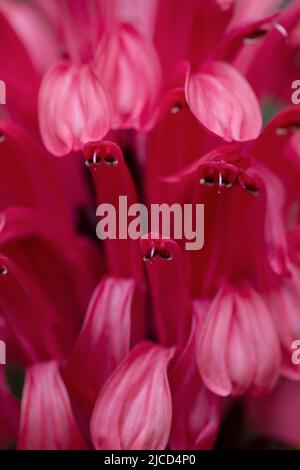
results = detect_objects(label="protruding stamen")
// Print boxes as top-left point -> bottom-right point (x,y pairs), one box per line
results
200,165 -> 237,190
171,103 -> 183,114
143,246 -> 158,261
104,155 -> 119,166
159,248 -> 173,260
85,151 -> 101,167
246,185 -> 260,196
200,177 -> 214,187
244,29 -> 268,45
276,127 -> 289,136
218,171 -> 222,194
222,179 -> 232,188
0,265 -> 8,276
273,23 -> 288,39
143,246 -> 172,261
241,182 -> 260,196
276,122 -> 300,136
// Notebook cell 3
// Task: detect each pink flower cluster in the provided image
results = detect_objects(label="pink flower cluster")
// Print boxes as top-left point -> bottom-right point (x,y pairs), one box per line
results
0,0 -> 300,450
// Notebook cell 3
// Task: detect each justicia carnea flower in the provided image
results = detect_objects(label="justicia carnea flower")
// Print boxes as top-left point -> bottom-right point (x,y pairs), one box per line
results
0,0 -> 300,451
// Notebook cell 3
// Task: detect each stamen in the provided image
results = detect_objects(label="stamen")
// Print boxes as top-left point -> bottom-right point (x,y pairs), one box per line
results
159,249 -> 173,260
273,23 -> 288,39
143,246 -> 158,262
218,171 -> 222,194
222,179 -> 232,188
200,177 -> 215,187
85,151 -> 101,167
171,103 -> 183,114
289,123 -> 300,131
276,122 -> 300,136
104,155 -> 119,166
0,265 -> 8,275
276,127 -> 289,136
243,183 -> 260,196
143,246 -> 172,261
244,29 -> 268,45
0,132 -> 5,144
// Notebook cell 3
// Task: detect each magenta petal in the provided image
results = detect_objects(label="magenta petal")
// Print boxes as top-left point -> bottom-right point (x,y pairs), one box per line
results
0,118 -> 70,221
0,368 -> 20,448
197,283 -> 281,397
245,378 -> 300,448
38,61 -> 111,156
18,361 -> 87,450
62,276 -> 136,414
0,206 -> 96,327
90,342 -> 174,450
169,313 -> 221,450
0,255 -> 77,364
185,61 -> 262,142
229,0 -> 280,28
0,12 -> 39,128
94,23 -> 161,130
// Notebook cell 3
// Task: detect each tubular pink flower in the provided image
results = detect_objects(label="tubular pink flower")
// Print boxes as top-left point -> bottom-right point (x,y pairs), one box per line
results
140,234 -> 192,348
84,140 -> 144,281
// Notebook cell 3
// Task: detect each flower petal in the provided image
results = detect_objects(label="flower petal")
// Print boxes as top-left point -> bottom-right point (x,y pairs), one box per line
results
90,342 -> 174,450
18,361 -> 87,450
185,61 -> 262,142
169,312 -> 221,450
197,283 -> 281,396
94,23 -> 161,130
62,276 -> 137,414
0,368 -> 19,448
38,61 -> 111,156
246,378 -> 300,448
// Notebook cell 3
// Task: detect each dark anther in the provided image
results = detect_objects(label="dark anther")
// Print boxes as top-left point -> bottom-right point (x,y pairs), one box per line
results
0,265 -> 8,275
85,152 -> 101,167
243,184 -> 260,196
143,246 -> 173,262
288,122 -> 300,130
171,103 -> 183,114
244,29 -> 268,45
104,155 -> 119,166
222,178 -> 232,188
200,177 -> 215,187
0,132 -> 5,143
276,122 -> 300,136
159,249 -> 173,260
143,246 -> 159,262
